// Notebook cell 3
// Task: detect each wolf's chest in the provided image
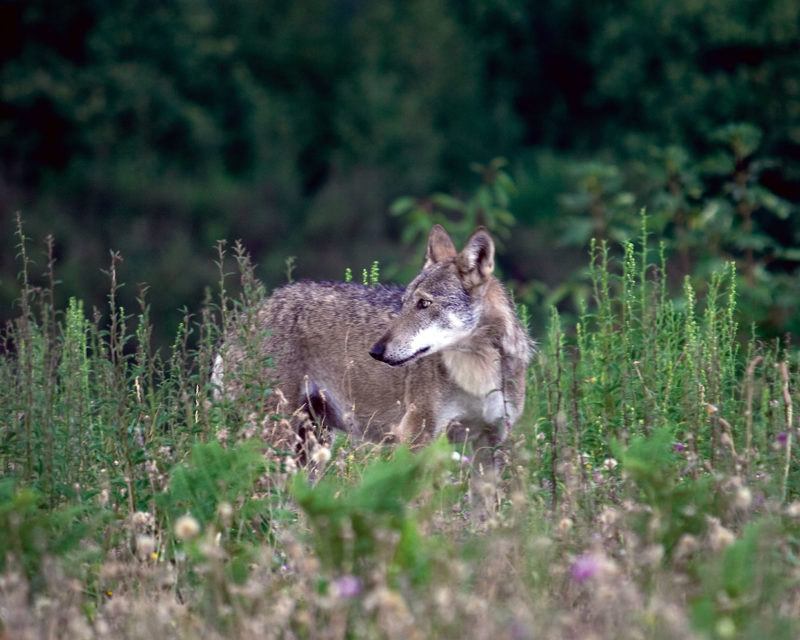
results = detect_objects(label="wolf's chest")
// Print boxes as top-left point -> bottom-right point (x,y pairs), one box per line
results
433,350 -> 507,438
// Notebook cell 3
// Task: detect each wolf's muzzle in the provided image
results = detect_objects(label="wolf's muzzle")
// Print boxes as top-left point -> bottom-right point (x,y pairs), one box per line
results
369,337 -> 429,366
369,338 -> 388,362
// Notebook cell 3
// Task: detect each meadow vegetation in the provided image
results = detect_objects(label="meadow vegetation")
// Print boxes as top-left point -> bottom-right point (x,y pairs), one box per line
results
1,211 -> 799,639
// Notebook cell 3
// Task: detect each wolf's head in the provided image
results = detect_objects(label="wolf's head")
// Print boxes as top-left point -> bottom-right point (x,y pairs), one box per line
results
369,225 -> 495,366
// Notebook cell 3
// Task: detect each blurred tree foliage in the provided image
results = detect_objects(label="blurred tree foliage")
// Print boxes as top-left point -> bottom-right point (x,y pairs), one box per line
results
1,0 -> 798,344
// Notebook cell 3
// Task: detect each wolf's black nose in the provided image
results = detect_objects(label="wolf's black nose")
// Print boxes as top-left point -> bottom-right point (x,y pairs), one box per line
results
369,340 -> 386,361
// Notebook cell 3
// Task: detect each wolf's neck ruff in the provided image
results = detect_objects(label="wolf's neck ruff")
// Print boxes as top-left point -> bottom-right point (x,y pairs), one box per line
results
441,337 -> 501,398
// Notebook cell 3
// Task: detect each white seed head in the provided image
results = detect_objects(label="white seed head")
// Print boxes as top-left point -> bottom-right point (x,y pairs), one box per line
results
734,486 -> 752,510
641,544 -> 664,567
175,514 -> 201,541
674,533 -> 698,560
131,511 -> 154,531
708,517 -> 735,552
217,501 -> 233,525
136,535 -> 156,558
311,446 -> 331,465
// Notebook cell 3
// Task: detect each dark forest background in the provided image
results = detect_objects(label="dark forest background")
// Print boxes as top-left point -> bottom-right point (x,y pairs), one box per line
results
2,0 -> 799,346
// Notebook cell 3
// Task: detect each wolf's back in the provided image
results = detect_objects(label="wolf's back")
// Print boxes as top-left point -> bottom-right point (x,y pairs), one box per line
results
260,280 -> 403,340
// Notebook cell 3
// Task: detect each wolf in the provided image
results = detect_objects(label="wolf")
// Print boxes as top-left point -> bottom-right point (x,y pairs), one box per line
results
212,225 -> 533,471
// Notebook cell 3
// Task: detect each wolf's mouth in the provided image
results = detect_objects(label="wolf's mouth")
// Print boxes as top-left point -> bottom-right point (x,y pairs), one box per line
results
375,346 -> 430,367
393,346 -> 430,366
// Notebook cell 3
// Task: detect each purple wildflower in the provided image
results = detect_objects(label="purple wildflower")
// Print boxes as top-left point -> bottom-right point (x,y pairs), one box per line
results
509,618 -> 532,640
332,574 -> 362,598
673,442 -> 686,453
571,553 -> 600,582
777,432 -> 789,444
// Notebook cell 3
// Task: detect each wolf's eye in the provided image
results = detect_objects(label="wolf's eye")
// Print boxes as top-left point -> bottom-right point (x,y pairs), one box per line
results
417,298 -> 431,310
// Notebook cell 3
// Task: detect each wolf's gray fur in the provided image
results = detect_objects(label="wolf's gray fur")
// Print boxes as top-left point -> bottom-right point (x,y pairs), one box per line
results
213,225 -> 533,466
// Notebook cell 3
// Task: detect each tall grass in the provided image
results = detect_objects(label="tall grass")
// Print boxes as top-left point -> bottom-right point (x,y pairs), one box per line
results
1,214 -> 798,639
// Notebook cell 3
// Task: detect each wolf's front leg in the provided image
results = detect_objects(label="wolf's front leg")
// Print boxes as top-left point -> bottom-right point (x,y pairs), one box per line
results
471,427 -> 506,477
468,428 -> 507,523
391,403 -> 435,449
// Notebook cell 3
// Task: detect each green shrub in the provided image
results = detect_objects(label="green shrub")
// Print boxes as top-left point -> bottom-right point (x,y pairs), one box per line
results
290,439 -> 457,586
0,478 -> 91,592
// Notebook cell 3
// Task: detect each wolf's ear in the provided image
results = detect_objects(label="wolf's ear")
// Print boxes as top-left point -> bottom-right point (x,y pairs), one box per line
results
424,224 -> 457,269
457,227 -> 495,289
